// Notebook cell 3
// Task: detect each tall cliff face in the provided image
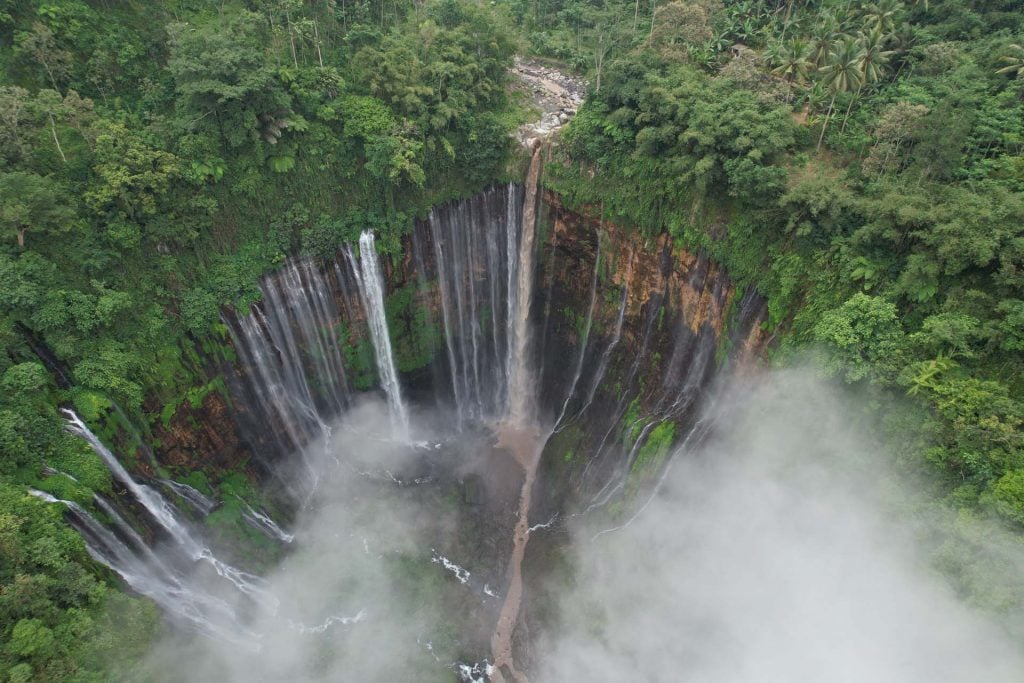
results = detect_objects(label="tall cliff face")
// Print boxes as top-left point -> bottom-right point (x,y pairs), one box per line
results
154,185 -> 768,513
132,183 -> 770,675
528,191 -> 767,514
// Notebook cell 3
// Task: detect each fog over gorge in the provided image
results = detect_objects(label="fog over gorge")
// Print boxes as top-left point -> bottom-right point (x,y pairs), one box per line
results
132,373 -> 1024,682
142,400 -> 483,681
538,371 -> 1024,682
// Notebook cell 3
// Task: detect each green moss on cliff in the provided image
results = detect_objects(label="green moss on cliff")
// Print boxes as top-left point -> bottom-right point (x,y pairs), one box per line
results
386,283 -> 443,374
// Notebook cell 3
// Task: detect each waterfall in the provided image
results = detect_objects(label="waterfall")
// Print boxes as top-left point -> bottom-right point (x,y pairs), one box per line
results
223,181 -> 541,440
350,231 -> 410,436
426,186 -> 521,426
225,258 -> 351,456
161,478 -> 217,515
63,408 -> 201,556
506,145 -> 543,425
570,279 -> 629,426
60,409 -> 278,613
553,230 -> 602,429
28,489 -> 258,647
242,503 -> 295,543
419,171 -> 541,429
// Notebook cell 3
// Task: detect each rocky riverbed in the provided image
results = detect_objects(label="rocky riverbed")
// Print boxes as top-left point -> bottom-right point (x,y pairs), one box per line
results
513,57 -> 586,144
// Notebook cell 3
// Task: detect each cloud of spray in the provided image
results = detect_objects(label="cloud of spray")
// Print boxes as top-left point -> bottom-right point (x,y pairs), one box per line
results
139,398 -> 493,682
134,372 -> 1024,682
537,370 -> 1024,682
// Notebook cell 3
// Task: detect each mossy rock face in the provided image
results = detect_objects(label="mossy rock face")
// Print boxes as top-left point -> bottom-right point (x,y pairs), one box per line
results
632,420 -> 676,476
339,320 -> 378,391
386,282 -> 443,374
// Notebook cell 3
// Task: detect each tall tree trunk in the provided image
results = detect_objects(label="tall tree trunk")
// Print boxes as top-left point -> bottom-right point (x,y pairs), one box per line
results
780,0 -> 794,40
817,91 -> 838,152
42,59 -> 59,93
48,114 -> 66,163
286,10 -> 298,68
314,20 -> 324,68
839,86 -> 862,135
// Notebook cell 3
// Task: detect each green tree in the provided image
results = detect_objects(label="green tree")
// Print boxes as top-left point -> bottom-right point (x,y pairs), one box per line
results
8,618 -> 54,659
167,12 -> 292,149
0,172 -> 76,248
813,293 -> 906,384
985,469 -> 1024,526
84,121 -> 182,248
996,43 -> 1024,79
862,0 -> 902,35
837,27 -> 893,133
769,37 -> 813,84
14,22 -> 71,92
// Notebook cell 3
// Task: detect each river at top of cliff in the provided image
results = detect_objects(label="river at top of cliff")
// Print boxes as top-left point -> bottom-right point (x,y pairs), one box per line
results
513,57 -> 585,145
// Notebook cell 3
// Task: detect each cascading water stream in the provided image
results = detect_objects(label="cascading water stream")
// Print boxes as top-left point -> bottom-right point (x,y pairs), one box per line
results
161,478 -> 217,515
62,408 -> 200,555
566,281 -> 628,428
225,258 -> 353,473
552,230 -> 602,430
506,145 -> 543,426
242,502 -> 295,543
28,489 -> 258,647
60,409 -> 278,614
425,185 -> 522,426
352,230 -> 410,436
490,144 -> 547,683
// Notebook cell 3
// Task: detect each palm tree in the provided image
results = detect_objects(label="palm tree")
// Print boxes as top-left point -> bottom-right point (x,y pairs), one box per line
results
857,27 -> 894,85
809,11 -> 842,67
817,37 -> 863,151
838,28 -> 893,133
769,37 -> 813,84
997,44 -> 1024,79
862,0 -> 901,35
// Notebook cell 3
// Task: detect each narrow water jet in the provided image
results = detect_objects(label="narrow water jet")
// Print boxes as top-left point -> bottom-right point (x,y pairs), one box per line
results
242,503 -> 295,543
552,230 -> 602,430
161,478 -> 217,515
567,278 -> 628,428
352,231 -> 410,436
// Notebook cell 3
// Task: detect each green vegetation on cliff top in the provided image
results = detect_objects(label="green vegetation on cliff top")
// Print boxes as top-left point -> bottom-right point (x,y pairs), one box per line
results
0,0 -> 520,677
2,0 -> 1024,677
541,0 -> 1024,531
536,0 -> 1024,639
